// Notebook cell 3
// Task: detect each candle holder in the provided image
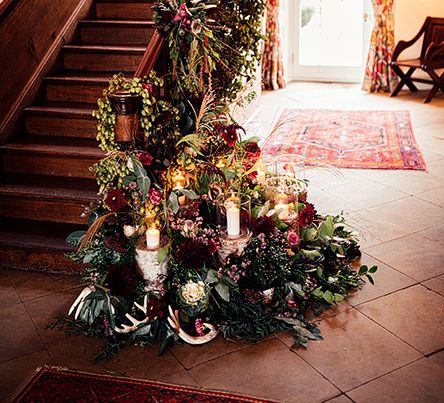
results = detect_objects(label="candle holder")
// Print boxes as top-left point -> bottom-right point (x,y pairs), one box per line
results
136,237 -> 169,293
218,227 -> 252,263
265,176 -> 298,222
275,153 -> 308,201
172,170 -> 190,207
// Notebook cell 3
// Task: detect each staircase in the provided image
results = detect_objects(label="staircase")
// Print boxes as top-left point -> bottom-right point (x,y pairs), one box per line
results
0,0 -> 156,273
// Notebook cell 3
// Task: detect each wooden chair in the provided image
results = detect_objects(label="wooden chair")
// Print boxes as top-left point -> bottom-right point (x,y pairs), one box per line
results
390,17 -> 444,103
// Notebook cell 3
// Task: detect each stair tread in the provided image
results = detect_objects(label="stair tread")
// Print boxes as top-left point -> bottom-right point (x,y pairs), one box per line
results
0,142 -> 104,158
44,74 -> 112,83
0,182 -> 97,200
63,44 -> 146,52
79,19 -> 155,26
24,105 -> 94,116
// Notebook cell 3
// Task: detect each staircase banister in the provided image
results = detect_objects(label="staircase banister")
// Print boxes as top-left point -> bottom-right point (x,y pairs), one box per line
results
133,30 -> 165,78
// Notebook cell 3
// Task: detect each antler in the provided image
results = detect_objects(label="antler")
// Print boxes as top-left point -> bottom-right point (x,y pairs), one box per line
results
114,294 -> 150,334
167,305 -> 219,345
68,286 -> 95,319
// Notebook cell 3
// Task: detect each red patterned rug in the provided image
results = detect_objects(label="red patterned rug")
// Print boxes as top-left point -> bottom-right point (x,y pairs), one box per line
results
262,109 -> 426,170
13,366 -> 273,403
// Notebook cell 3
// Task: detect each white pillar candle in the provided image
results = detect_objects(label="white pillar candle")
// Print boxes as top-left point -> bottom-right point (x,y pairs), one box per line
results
146,228 -> 160,250
276,202 -> 289,220
226,205 -> 240,237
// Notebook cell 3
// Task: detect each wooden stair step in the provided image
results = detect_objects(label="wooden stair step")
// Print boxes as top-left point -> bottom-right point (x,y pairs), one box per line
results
0,179 -> 96,225
0,218 -> 83,274
63,44 -> 146,73
24,105 -> 96,137
95,1 -> 154,20
0,142 -> 104,178
44,74 -> 110,104
79,20 -> 155,46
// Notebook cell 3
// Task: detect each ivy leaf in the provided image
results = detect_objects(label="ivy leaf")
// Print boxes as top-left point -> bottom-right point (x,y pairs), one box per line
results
322,290 -> 335,304
215,283 -> 230,302
334,293 -> 345,302
304,227 -> 318,242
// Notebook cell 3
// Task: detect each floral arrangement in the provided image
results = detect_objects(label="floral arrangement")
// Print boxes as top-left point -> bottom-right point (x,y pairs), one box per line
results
52,0 -> 377,361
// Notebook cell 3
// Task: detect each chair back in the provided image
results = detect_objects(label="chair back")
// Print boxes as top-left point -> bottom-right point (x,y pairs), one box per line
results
421,17 -> 444,58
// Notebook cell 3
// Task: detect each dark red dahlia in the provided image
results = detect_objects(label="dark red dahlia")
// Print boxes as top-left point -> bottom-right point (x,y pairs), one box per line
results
148,188 -> 162,205
107,264 -> 137,297
253,216 -> 276,236
216,124 -> 241,147
298,203 -> 316,227
244,142 -> 261,162
146,297 -> 167,321
137,151 -> 153,166
105,189 -> 128,211
105,233 -> 127,253
176,238 -> 209,270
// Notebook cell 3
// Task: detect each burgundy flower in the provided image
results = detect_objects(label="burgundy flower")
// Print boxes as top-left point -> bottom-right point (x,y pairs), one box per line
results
149,188 -> 162,205
107,264 -> 137,297
176,239 -> 209,270
298,203 -> 316,227
106,189 -> 128,211
146,297 -> 167,321
253,216 -> 276,236
216,124 -> 240,147
137,151 -> 153,166
105,233 -> 127,253
244,142 -> 261,162
173,3 -> 192,22
141,83 -> 152,93
207,238 -> 219,254
195,318 -> 205,336
287,230 -> 300,247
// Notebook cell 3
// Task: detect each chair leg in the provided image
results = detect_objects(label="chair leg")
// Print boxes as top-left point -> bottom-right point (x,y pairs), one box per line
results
391,66 -> 419,96
423,69 -> 444,103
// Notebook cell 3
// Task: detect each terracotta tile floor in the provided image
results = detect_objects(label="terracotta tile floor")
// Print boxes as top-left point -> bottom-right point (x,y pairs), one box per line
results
1,84 -> 444,402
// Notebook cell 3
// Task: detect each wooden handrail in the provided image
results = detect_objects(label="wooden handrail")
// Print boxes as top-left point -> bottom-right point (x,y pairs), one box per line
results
133,30 -> 165,78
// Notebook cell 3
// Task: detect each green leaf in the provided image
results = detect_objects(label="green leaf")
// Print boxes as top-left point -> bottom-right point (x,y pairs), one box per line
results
312,287 -> 324,297
157,247 -> 169,264
304,227 -> 318,241
215,283 -> 230,302
134,323 -> 152,336
366,274 -> 375,285
123,175 -> 137,186
169,192 -> 179,214
322,290 -> 335,304
334,293 -> 345,302
131,156 -> 148,178
65,230 -> 85,246
319,216 -> 335,238
301,249 -> 322,260
358,265 -> 368,276
180,189 -> 197,200
205,270 -> 219,284
369,265 -> 378,274
137,176 -> 151,201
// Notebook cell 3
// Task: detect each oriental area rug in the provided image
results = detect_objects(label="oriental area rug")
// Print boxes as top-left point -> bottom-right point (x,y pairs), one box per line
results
13,367 -> 272,403
262,109 -> 426,170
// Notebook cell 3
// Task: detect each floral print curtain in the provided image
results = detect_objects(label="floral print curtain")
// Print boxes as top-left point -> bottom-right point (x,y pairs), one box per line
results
362,0 -> 398,92
262,0 -> 286,90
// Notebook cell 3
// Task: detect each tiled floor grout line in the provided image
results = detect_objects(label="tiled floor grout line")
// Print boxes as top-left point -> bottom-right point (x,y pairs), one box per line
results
0,348 -> 50,366
350,282 -> 419,308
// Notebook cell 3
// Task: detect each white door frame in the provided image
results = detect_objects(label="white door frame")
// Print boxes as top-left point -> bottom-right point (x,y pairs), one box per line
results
282,0 -> 372,83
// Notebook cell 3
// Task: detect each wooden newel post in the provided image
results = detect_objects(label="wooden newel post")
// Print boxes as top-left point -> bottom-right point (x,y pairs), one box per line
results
108,90 -> 142,144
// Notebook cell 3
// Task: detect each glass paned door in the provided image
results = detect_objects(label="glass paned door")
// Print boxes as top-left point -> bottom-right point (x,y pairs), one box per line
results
286,0 -> 372,82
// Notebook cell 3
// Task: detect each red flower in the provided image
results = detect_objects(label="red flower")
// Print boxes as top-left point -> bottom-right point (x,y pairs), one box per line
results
287,230 -> 300,247
141,83 -> 152,93
107,264 -> 137,297
217,124 -> 240,147
149,188 -> 162,205
137,151 -> 153,166
176,239 -> 208,270
253,216 -> 276,236
244,142 -> 261,162
105,234 -> 127,253
106,189 -> 128,211
207,238 -> 219,254
298,203 -> 316,227
146,297 -> 167,321
173,3 -> 192,22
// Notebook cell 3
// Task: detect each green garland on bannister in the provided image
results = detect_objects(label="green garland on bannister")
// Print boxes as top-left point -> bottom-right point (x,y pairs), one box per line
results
50,0 -> 378,362
153,0 -> 266,102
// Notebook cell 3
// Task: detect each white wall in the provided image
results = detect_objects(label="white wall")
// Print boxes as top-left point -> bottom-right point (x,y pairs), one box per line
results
394,0 -> 444,59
